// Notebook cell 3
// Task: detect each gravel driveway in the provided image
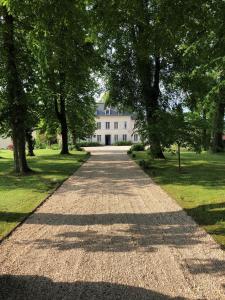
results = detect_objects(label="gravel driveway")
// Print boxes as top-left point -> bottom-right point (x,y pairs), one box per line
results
0,146 -> 224,299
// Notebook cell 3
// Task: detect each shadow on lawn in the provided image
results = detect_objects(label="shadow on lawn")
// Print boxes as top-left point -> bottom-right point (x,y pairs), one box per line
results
0,275 -> 186,300
185,202 -> 225,249
186,202 -> 225,226
0,154 -> 85,193
147,162 -> 225,189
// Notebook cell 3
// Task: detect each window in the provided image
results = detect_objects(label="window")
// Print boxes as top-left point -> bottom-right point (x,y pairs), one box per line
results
97,122 -> 101,129
114,122 -> 118,129
114,135 -> 118,143
134,134 -> 138,142
106,122 -> 110,129
124,121 -> 127,129
105,109 -> 110,115
123,134 -> 127,141
97,135 -> 101,142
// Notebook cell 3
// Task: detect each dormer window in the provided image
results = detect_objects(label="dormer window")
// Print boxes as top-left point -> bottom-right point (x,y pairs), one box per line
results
105,108 -> 110,115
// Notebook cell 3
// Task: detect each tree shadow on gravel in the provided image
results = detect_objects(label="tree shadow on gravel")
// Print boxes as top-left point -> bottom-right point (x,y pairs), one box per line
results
184,258 -> 225,277
8,211 -> 209,252
0,274 -> 187,300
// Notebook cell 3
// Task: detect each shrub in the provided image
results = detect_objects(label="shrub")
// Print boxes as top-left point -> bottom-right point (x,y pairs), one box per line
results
7,144 -> 14,151
76,142 -> 101,147
35,141 -> 47,149
50,143 -> 60,150
139,159 -> 151,170
130,143 -> 145,151
74,144 -> 84,151
132,153 -> 136,158
127,149 -> 132,155
114,141 -> 133,146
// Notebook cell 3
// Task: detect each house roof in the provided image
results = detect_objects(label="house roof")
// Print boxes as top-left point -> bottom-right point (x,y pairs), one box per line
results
95,103 -> 132,116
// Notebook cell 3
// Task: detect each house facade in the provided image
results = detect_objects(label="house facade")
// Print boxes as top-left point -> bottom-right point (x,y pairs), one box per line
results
0,136 -> 12,149
89,103 -> 140,145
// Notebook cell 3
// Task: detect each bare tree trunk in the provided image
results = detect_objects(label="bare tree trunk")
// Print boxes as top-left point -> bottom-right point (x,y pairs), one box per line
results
26,129 -> 35,156
133,3 -> 165,159
54,72 -> 69,155
72,130 -> 77,146
3,6 -> 31,174
211,96 -> 225,153
178,143 -> 181,172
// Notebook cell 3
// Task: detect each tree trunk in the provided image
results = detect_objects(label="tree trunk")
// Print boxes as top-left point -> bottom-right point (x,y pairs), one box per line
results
72,130 -> 77,146
3,6 -> 31,174
178,143 -> 181,172
54,72 -> 69,155
142,57 -> 165,159
202,109 -> 209,151
133,6 -> 165,159
211,96 -> 225,153
60,112 -> 69,154
26,130 -> 35,156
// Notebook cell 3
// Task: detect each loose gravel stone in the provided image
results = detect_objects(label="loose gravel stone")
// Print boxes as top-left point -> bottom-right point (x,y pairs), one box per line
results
0,146 -> 224,300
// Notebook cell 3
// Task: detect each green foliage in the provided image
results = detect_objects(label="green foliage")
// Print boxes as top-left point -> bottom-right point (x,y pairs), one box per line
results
50,144 -> 60,150
76,141 -> 101,147
138,159 -> 151,170
130,143 -> 145,152
114,141 -> 133,146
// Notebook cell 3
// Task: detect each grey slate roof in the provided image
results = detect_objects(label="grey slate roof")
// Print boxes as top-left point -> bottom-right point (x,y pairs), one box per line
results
96,103 -> 132,116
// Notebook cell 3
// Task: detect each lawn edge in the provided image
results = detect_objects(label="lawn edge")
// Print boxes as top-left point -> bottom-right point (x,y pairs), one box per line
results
0,152 -> 91,245
128,152 -> 225,251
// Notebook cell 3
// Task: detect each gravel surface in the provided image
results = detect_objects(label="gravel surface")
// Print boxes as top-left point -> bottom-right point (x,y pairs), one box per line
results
0,146 -> 224,300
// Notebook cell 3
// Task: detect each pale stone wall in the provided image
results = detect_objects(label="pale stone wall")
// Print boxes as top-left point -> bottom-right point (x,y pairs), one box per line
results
91,115 -> 140,145
0,137 -> 12,149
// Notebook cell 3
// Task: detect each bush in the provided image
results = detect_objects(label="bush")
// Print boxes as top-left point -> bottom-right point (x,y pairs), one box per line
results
76,141 -> 101,147
127,149 -> 132,155
114,141 -> 133,146
139,159 -> 151,170
50,143 -> 60,150
130,143 -> 145,151
74,144 -> 84,151
35,141 -> 47,149
7,144 -> 14,151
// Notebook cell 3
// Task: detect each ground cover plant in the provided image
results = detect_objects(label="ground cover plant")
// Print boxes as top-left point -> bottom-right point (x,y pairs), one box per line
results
131,150 -> 225,248
0,149 -> 88,239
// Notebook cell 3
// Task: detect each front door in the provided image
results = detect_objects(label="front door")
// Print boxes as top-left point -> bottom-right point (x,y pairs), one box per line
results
105,135 -> 111,145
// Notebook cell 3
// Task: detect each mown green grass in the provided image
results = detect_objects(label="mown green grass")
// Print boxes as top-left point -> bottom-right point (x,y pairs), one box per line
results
0,149 -> 88,239
132,151 -> 225,248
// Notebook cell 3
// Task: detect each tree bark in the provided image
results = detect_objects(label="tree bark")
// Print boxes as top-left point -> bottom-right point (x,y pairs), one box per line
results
3,6 -> 31,174
137,53 -> 165,158
133,17 -> 165,159
202,109 -> 209,151
211,95 -> 225,153
26,130 -> 35,156
54,72 -> 69,155
178,143 -> 181,172
71,130 -> 77,146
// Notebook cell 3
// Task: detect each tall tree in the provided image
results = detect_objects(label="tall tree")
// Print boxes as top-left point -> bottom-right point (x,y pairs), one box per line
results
93,0 -> 186,158
29,0 -> 99,155
1,3 -> 31,173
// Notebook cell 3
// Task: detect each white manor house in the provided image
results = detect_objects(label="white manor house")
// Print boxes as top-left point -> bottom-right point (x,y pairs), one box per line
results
89,103 -> 140,145
0,103 -> 140,148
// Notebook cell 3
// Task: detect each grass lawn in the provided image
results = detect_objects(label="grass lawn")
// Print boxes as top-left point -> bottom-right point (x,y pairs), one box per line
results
132,150 -> 225,248
0,149 -> 88,239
